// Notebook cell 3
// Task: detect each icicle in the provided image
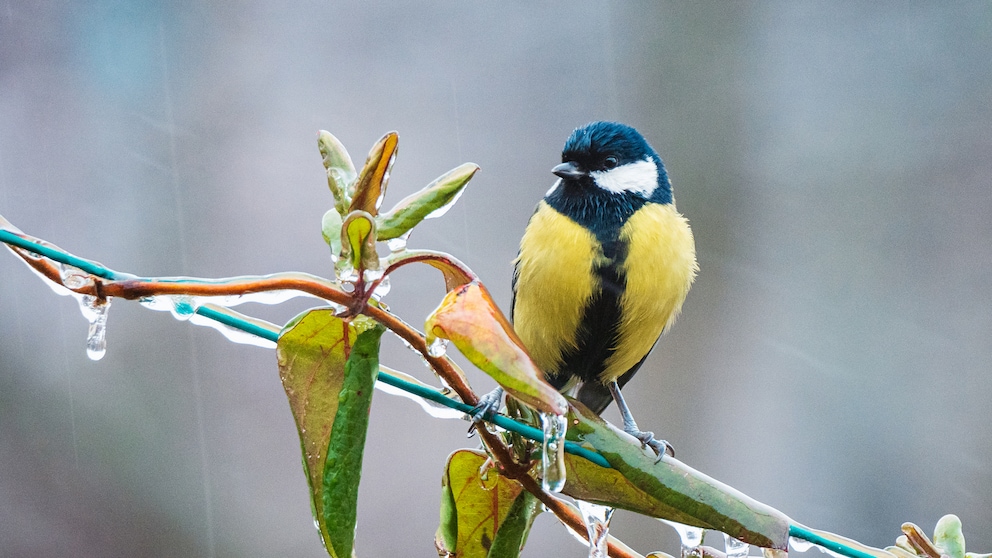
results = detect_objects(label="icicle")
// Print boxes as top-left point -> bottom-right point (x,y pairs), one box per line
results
539,411 -> 567,493
662,521 -> 704,558
577,500 -> 615,558
724,533 -> 750,558
79,295 -> 110,360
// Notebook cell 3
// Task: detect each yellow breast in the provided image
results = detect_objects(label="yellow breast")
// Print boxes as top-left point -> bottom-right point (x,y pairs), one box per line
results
602,202 -> 697,383
512,201 -> 605,379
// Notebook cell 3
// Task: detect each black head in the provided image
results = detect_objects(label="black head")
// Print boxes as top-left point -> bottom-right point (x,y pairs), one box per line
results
551,121 -> 672,205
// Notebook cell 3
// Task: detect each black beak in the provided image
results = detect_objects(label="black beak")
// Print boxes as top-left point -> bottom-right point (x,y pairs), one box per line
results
552,161 -> 586,180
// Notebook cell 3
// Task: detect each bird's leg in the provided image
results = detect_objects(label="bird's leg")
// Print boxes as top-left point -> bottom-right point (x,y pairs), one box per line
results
467,386 -> 504,434
608,381 -> 674,459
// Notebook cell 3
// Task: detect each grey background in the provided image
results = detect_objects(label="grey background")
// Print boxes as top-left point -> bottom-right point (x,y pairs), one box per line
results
2,2 -> 991,557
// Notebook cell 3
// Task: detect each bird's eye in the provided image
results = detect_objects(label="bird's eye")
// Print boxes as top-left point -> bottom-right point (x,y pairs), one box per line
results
604,156 -> 619,169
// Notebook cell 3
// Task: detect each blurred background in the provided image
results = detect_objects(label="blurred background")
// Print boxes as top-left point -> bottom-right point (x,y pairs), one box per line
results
2,2 -> 991,557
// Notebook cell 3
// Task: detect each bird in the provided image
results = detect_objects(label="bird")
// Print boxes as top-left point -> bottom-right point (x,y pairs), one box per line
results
510,121 -> 697,457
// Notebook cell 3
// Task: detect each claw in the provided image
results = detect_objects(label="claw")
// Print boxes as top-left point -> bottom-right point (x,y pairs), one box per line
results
627,428 -> 675,461
608,380 -> 675,461
466,387 -> 503,436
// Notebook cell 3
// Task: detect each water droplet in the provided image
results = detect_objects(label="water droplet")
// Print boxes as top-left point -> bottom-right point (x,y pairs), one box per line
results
386,231 -> 411,253
170,296 -> 198,321
661,521 -> 704,558
427,337 -> 448,358
341,281 -> 356,294
577,500 -> 614,558
540,412 -> 567,493
724,533 -> 749,558
59,264 -> 92,290
372,275 -> 391,299
363,267 -> 384,283
336,259 -> 359,284
79,295 -> 110,361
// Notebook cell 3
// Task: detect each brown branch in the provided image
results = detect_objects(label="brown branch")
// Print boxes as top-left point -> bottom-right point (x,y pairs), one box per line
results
4,232 -> 639,558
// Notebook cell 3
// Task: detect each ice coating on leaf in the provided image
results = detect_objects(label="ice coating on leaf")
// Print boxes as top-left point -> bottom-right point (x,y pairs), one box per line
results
540,411 -> 567,493
321,208 -> 344,255
376,163 -> 479,241
725,534 -> 750,558
933,514 -> 965,558
423,184 -> 466,220
578,500 -> 615,558
424,281 -> 567,415
349,132 -> 398,216
80,295 -> 110,361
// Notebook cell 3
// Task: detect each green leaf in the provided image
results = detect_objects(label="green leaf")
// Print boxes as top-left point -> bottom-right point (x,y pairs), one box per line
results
435,449 -> 528,558
934,515 -> 965,558
340,211 -> 379,274
321,209 -> 344,255
276,309 -> 384,557
486,490 -> 541,558
377,163 -> 479,241
349,131 -> 398,217
318,130 -> 357,215
424,281 -> 567,415
566,401 -> 791,550
323,319 -> 385,558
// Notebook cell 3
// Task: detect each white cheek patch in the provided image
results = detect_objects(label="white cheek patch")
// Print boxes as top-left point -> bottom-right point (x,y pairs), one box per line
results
590,158 -> 658,197
545,178 -> 562,197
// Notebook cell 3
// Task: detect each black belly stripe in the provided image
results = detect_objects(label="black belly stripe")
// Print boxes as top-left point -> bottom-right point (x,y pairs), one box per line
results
549,237 -> 629,387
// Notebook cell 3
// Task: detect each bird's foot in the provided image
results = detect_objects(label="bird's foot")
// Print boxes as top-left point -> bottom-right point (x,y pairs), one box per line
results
467,387 -> 503,435
625,427 -> 675,461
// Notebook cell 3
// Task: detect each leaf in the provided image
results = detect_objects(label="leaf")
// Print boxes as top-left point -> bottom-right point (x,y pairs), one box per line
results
566,400 -> 792,550
435,449 -> 530,558
318,130 -> 357,215
323,320 -> 385,558
340,211 -> 379,274
349,131 -> 398,216
486,490 -> 541,558
933,515 -> 965,558
321,209 -> 344,255
377,163 -> 479,241
384,248 -> 476,291
424,281 -> 566,415
276,309 -> 385,557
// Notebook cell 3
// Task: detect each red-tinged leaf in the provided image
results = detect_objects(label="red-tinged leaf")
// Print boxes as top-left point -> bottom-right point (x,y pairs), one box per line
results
349,131 -> 398,216
436,449 -> 532,558
424,281 -> 566,415
276,309 -> 384,557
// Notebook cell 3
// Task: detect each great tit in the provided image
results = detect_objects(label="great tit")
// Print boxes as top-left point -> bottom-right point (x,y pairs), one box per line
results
511,121 -> 697,456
